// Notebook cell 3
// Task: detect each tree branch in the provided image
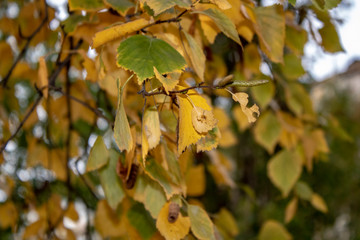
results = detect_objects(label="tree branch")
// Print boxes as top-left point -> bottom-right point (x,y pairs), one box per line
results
1,1 -> 49,88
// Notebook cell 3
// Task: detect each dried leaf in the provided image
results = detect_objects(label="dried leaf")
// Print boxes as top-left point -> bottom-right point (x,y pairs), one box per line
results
154,67 -> 179,94
191,106 -> 217,134
231,92 -> 260,123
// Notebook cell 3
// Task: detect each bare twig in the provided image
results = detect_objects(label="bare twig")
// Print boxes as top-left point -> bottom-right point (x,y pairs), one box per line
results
1,1 -> 49,88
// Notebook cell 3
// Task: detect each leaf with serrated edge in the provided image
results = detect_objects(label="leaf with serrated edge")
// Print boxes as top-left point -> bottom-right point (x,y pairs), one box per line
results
183,31 -> 206,81
188,204 -> 216,240
103,0 -> 135,14
156,202 -> 190,240
117,35 -> 186,84
144,0 -> 192,16
177,87 -> 212,153
154,67 -> 179,94
86,136 -> 109,172
92,19 -> 150,48
194,8 -> 241,46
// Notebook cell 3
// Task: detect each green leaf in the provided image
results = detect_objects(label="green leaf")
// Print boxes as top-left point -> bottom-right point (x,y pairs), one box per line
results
114,78 -> 133,152
62,14 -> 90,34
68,0 -> 105,11
288,0 -> 296,5
250,80 -> 275,109
254,111 -> 282,154
117,35 -> 186,83
319,20 -> 344,53
103,0 -> 135,14
144,0 -> 192,16
295,181 -> 313,201
194,8 -> 242,46
144,158 -> 182,199
285,26 -> 307,56
258,220 -> 292,240
254,4 -> 285,63
86,136 -> 109,172
98,149 -> 125,210
163,142 -> 184,187
183,31 -> 206,80
188,204 -> 216,240
144,181 -> 167,218
267,149 -> 302,197
312,0 -> 341,10
127,202 -> 157,240
280,54 -> 306,80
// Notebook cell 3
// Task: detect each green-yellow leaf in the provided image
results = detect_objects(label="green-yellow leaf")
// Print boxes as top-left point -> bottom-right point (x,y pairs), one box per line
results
114,79 -> 133,152
92,19 -> 150,48
250,80 -> 275,109
183,31 -> 206,80
144,158 -> 182,199
86,136 -> 109,172
117,35 -> 186,84
319,20 -> 344,53
98,149 -> 125,210
214,208 -> 239,237
295,181 -> 313,201
258,220 -> 292,240
143,0 -> 192,16
188,204 -> 216,240
68,0 -> 104,11
144,181 -> 167,218
254,110 -> 282,154
209,0 -> 231,10
156,202 -> 191,240
154,67 -> 179,94
103,0 -> 135,14
194,8 -> 242,46
311,193 -> 328,213
254,4 -> 285,63
267,149 -> 302,197
142,106 -> 161,160
280,54 -> 306,80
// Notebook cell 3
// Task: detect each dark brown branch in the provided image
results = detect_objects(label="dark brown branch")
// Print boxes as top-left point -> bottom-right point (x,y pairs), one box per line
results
142,9 -> 188,30
1,1 -> 49,88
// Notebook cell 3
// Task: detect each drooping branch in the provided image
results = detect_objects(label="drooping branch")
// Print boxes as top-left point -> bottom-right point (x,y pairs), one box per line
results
1,1 -> 49,88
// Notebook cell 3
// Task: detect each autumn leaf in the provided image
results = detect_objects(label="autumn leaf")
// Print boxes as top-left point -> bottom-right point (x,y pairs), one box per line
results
153,67 -> 179,94
191,106 -> 217,134
143,0 -> 192,16
92,19 -> 151,48
86,135 -> 109,172
258,220 -> 292,240
38,56 -> 48,98
142,106 -> 161,160
156,202 -> 191,240
188,204 -> 216,240
231,92 -> 260,123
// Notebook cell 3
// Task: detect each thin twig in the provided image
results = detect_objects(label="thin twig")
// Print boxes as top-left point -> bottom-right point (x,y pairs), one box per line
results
1,1 -> 49,88
142,9 -> 188,30
0,96 -> 42,153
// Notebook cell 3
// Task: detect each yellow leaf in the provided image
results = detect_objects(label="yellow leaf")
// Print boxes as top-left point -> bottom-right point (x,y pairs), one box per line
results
191,106 -> 217,134
196,126 -> 221,152
209,0 -> 231,9
95,200 -> 126,238
311,193 -> 328,213
38,56 -> 48,98
143,107 -> 161,150
65,202 -> 79,222
156,202 -> 191,240
0,201 -> 18,230
199,14 -> 220,44
114,78 -> 133,152
186,164 -> 206,196
214,208 -> 239,237
92,19 -> 151,48
154,67 -> 179,94
233,105 -> 250,131
231,92 -> 260,123
254,4 -> 285,63
259,220 -> 292,240
183,31 -> 206,81
23,219 -> 47,239
284,197 -> 298,224
177,87 -> 211,153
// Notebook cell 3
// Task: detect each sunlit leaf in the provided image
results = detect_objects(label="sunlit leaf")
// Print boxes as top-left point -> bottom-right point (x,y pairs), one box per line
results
142,106 -> 161,160
194,8 -> 242,46
311,193 -> 328,213
143,0 -> 192,16
285,197 -> 298,224
209,0 -> 231,9
117,35 -> 186,83
92,19 -> 150,48
38,56 -> 48,98
156,202 -> 191,240
183,31 -> 206,81
231,92 -> 260,123
185,164 -> 206,196
68,0 -> 105,11
154,67 -> 179,94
